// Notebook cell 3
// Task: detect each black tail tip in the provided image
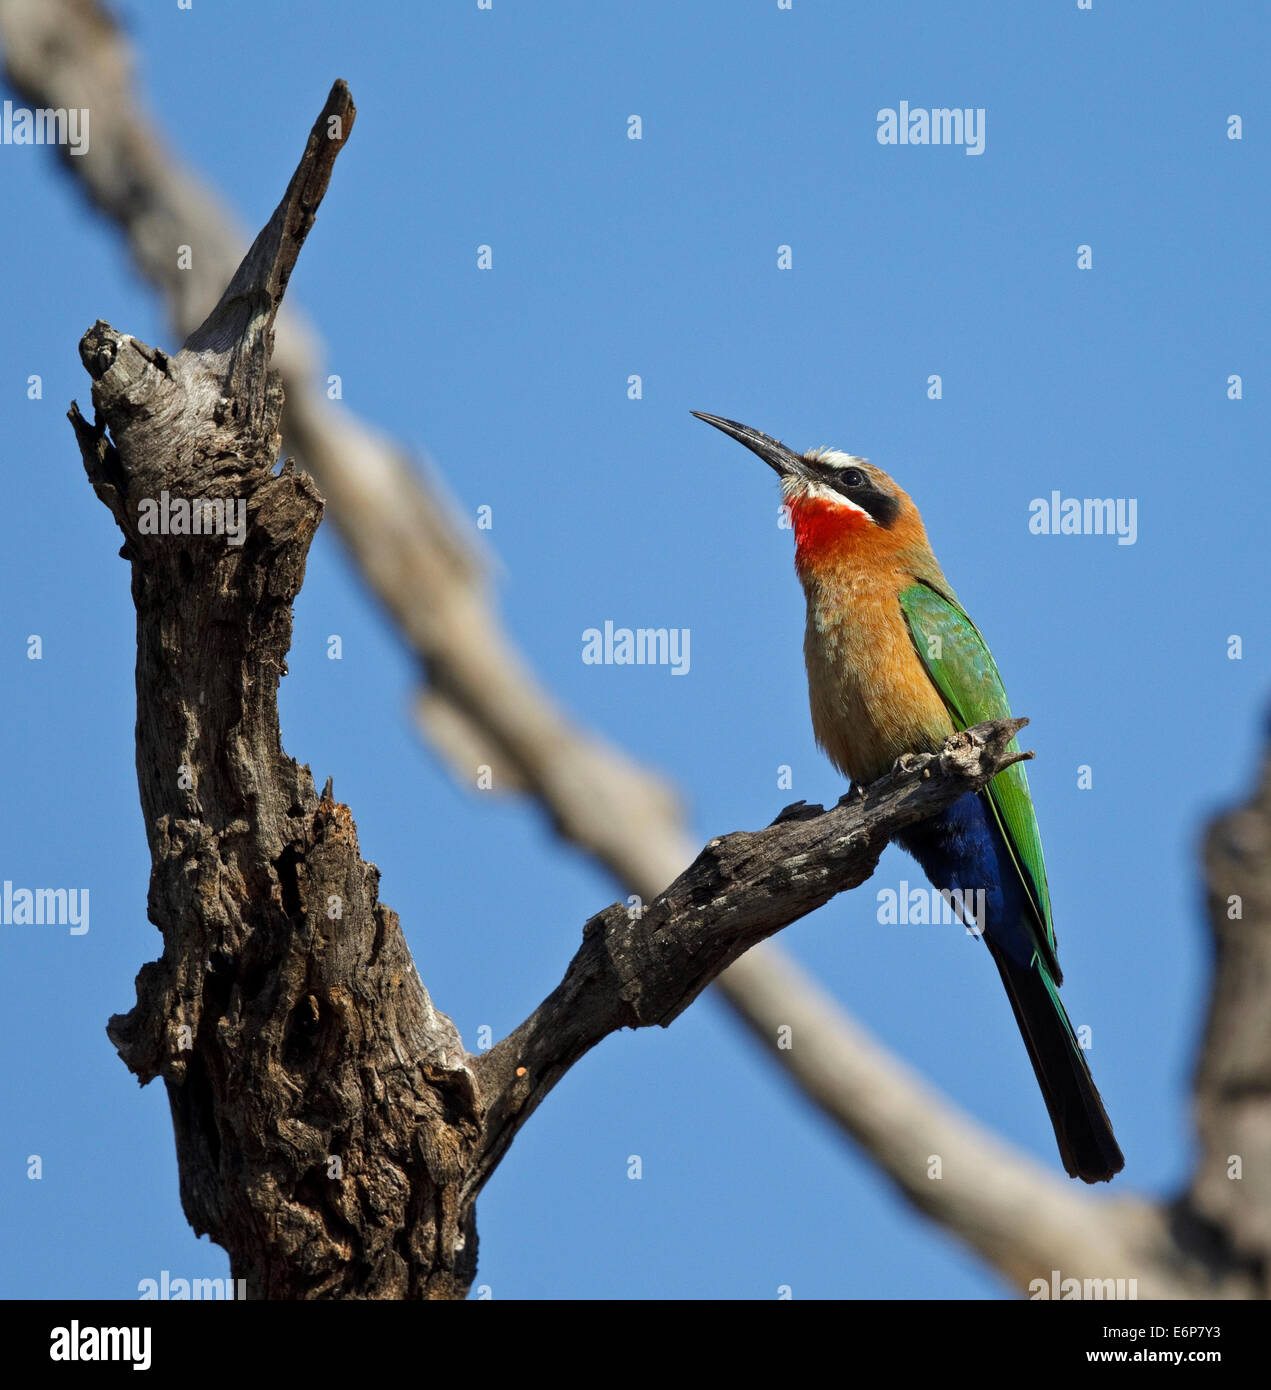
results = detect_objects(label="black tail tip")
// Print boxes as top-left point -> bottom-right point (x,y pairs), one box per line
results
1064,1137 -> 1125,1184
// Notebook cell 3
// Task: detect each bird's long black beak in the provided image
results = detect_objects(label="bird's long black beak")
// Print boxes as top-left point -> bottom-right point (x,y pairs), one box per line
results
691,411 -> 812,480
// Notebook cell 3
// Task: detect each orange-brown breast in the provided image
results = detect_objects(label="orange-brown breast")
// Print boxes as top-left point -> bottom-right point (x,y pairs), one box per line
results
793,494 -> 955,783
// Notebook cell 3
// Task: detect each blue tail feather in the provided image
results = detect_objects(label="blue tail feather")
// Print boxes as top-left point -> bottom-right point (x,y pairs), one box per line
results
898,793 -> 1124,1182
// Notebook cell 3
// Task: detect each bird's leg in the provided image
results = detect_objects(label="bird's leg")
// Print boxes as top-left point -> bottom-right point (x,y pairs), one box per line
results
837,781 -> 869,808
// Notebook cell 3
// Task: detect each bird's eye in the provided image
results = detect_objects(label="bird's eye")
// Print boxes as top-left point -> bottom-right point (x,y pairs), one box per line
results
838,468 -> 864,489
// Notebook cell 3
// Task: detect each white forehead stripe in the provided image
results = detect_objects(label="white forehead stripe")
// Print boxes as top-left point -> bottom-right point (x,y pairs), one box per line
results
805,447 -> 868,470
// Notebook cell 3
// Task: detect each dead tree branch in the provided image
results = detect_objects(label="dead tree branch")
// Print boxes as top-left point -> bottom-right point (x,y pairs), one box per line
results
72,82 -> 483,1301
469,719 -> 1033,1200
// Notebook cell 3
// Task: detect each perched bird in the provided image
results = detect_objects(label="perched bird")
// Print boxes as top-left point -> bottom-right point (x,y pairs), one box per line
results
693,411 -> 1124,1183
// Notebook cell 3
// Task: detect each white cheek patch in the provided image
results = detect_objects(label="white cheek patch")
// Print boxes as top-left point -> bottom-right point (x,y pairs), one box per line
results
782,477 -> 871,517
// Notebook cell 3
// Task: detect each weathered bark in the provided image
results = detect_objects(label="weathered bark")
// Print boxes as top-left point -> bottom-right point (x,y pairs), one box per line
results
72,83 -> 481,1300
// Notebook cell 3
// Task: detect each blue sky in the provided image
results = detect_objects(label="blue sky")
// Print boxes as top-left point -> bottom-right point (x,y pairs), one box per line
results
1,1 -> 1267,1299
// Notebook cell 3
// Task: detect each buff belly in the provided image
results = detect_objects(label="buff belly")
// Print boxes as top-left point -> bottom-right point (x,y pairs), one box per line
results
802,576 -> 954,784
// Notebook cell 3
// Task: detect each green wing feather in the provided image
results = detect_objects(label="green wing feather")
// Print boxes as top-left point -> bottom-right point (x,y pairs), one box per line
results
897,580 -> 1061,981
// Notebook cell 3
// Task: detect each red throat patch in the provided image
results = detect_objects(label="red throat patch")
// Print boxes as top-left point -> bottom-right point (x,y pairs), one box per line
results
789,493 -> 870,575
